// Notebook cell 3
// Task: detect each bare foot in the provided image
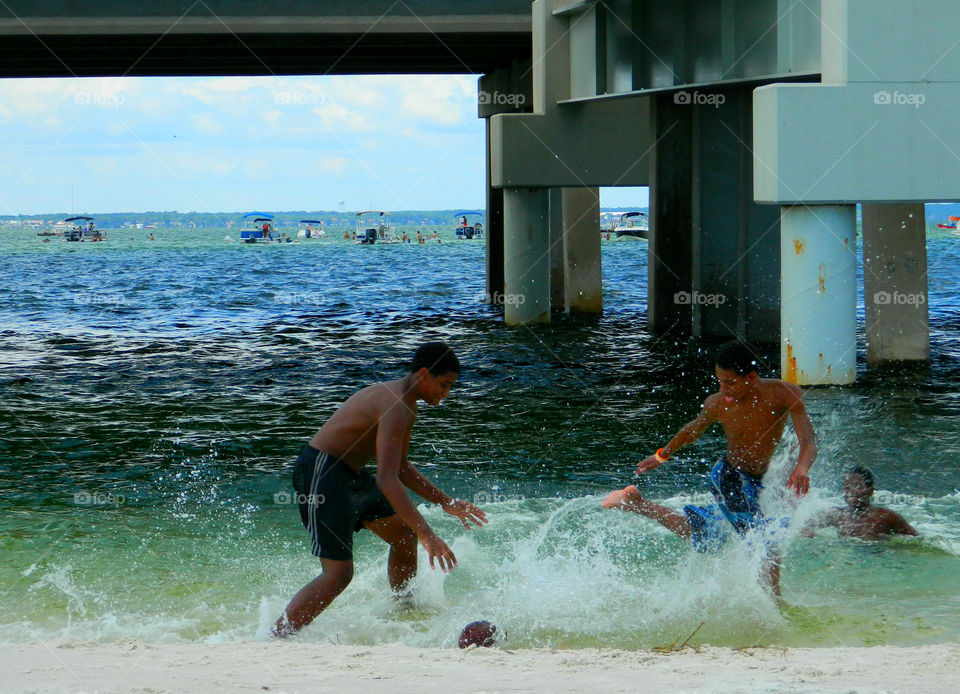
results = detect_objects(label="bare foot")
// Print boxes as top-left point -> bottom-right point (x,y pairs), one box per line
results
601,485 -> 643,511
271,614 -> 295,639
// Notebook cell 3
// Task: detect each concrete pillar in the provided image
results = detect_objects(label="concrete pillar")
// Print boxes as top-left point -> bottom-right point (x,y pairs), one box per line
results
504,188 -> 550,325
734,91 -> 781,343
780,205 -> 857,385
479,60 -> 531,307
861,203 -> 929,365
561,187 -> 602,313
689,87 -> 780,342
648,93 -> 693,334
691,90 -> 742,339
548,188 -> 565,311
485,120 -> 505,304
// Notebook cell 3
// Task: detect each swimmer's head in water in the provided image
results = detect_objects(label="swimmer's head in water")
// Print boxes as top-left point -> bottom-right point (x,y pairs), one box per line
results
843,466 -> 875,509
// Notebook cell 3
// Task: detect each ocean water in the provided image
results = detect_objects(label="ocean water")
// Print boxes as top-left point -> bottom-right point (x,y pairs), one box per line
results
1,225 -> 959,649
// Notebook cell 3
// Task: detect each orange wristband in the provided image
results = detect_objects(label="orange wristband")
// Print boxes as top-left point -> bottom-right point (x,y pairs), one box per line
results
655,448 -> 670,463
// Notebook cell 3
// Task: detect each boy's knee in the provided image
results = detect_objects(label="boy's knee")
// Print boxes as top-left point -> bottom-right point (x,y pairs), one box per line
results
322,562 -> 355,590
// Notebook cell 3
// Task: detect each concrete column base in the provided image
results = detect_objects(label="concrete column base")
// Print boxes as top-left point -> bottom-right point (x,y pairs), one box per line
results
504,188 -> 550,325
485,121 -> 505,305
862,203 -> 929,366
780,205 -> 857,385
560,187 -> 602,313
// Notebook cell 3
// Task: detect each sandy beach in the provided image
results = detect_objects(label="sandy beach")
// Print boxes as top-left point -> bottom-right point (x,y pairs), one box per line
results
3,641 -> 958,693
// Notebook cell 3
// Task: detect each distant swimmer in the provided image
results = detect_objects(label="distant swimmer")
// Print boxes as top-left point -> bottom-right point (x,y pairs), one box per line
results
805,467 -> 918,540
272,342 -> 487,638
602,341 -> 817,597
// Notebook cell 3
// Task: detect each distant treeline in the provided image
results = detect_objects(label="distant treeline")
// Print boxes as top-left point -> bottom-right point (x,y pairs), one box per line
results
1,207 -> 651,228
5,203 -> 958,227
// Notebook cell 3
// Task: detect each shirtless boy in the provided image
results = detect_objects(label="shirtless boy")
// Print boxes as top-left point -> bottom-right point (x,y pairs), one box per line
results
602,342 -> 817,596
806,467 -> 918,540
273,342 -> 487,637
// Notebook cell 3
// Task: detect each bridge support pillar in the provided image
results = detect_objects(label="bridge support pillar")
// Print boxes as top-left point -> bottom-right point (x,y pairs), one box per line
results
485,120 -> 505,304
648,94 -> 693,335
780,205 -> 857,385
559,187 -> 602,314
504,188 -> 551,325
692,88 -> 781,342
862,203 -> 929,366
648,88 -> 780,342
549,188 -> 565,311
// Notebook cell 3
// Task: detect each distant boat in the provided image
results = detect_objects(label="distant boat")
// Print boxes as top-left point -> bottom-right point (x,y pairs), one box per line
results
355,211 -> 399,245
63,216 -> 106,242
454,211 -> 484,240
600,212 -> 619,234
238,212 -> 288,243
297,219 -> 326,239
936,215 -> 959,230
613,211 -> 649,240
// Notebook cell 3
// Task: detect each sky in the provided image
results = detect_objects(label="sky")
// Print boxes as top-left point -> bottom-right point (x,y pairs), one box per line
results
0,75 -> 648,216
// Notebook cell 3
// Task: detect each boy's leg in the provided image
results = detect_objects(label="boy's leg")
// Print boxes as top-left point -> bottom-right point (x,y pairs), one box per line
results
763,551 -> 782,599
273,557 -> 354,637
601,485 -> 693,539
363,514 -> 417,594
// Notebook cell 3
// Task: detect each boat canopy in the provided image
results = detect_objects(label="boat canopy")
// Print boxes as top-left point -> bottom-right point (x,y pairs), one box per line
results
454,211 -> 484,219
241,212 -> 274,220
65,216 -> 94,222
299,219 -> 323,224
356,210 -> 390,216
619,211 -> 648,219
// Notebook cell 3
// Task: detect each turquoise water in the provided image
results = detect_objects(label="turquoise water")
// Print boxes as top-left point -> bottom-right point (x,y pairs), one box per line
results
1,225 -> 959,649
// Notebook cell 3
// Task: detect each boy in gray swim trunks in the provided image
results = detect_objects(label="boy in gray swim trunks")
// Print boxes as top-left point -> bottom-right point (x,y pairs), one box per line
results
273,342 -> 487,636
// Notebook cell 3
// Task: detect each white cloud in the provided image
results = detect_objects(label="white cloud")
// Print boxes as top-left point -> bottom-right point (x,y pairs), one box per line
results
191,113 -> 223,136
0,74 -> 488,211
319,157 -> 349,175
260,110 -> 282,126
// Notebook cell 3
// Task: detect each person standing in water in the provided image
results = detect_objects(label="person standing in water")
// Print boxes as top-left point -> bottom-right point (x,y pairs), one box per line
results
601,342 -> 817,597
273,342 -> 487,637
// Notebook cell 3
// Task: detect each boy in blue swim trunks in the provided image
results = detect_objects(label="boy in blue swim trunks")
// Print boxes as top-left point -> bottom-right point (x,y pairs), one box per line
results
602,342 -> 817,596
273,342 -> 487,636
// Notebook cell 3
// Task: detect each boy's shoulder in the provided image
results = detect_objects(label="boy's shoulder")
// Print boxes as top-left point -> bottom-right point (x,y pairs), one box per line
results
759,378 -> 803,402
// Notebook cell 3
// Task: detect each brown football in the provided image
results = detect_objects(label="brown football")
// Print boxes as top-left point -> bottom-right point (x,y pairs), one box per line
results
458,620 -> 499,649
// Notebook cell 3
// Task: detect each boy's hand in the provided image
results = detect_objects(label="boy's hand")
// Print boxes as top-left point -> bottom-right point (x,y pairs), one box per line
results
787,467 -> 810,497
441,498 -> 488,529
636,455 -> 663,475
419,531 -> 458,572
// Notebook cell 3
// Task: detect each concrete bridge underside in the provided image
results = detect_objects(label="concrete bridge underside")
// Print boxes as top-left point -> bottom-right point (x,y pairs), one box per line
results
0,1 -> 533,76
481,0 -> 952,385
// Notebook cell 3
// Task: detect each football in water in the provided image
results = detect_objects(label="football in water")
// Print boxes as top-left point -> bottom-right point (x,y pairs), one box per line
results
458,620 -> 499,649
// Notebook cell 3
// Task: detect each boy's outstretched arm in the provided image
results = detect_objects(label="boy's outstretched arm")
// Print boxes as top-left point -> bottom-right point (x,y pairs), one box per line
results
398,458 -> 487,529
636,401 -> 717,474
375,407 -> 458,572
784,383 -> 817,496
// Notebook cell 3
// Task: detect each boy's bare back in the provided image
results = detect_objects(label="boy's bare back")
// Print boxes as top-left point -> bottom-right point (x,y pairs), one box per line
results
309,379 -> 415,471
